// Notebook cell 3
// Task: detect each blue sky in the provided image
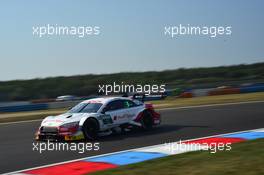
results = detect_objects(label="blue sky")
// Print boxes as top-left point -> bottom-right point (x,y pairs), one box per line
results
0,0 -> 263,81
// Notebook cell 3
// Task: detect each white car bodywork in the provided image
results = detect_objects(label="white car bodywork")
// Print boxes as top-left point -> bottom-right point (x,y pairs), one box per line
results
36,97 -> 161,141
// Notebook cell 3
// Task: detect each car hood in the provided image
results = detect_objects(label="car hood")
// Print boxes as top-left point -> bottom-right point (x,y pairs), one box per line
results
41,113 -> 96,127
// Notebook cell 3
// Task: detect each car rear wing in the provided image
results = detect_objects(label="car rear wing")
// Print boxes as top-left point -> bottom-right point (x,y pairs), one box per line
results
121,93 -> 146,102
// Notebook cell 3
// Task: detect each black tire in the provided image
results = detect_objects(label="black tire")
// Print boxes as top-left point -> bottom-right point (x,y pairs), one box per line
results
82,118 -> 99,140
141,110 -> 153,130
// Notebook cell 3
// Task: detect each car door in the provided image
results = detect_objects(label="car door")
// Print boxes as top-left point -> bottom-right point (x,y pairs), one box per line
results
122,99 -> 140,122
104,100 -> 130,125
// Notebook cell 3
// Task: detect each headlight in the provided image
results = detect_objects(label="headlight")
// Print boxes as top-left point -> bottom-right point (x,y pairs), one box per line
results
58,122 -> 79,133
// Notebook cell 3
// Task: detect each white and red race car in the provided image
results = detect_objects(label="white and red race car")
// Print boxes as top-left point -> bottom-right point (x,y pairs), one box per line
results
36,97 -> 161,141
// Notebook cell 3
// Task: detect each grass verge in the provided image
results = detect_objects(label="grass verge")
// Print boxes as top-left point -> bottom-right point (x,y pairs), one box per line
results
90,139 -> 264,175
1,92 -> 264,123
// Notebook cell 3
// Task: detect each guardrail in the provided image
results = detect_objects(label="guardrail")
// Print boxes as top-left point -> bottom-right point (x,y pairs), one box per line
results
0,103 -> 49,113
0,101 -> 80,113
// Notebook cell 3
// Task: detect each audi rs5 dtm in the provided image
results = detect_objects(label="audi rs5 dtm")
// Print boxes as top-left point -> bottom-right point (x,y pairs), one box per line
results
35,97 -> 161,141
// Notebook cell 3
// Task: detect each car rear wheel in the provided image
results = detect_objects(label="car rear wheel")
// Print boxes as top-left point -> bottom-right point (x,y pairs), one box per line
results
141,110 -> 153,130
82,118 -> 99,140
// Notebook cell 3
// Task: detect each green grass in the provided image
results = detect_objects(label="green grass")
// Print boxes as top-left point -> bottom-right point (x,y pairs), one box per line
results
90,139 -> 264,175
1,92 -> 264,123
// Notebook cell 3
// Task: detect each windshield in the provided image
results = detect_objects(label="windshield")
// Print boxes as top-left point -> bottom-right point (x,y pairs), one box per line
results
68,103 -> 102,113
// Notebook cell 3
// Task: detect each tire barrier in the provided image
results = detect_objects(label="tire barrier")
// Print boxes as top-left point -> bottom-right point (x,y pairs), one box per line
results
166,88 -> 183,96
178,83 -> 264,98
239,84 -> 264,93
208,87 -> 240,96
179,91 -> 193,98
192,88 -> 214,97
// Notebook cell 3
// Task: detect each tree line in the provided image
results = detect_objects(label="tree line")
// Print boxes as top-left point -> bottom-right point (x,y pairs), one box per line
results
0,62 -> 263,101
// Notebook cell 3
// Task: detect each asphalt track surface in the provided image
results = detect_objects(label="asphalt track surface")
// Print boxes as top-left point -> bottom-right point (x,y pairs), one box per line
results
1,101 -> 264,174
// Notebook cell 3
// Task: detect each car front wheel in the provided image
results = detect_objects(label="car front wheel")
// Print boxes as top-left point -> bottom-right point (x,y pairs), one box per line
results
82,118 -> 99,140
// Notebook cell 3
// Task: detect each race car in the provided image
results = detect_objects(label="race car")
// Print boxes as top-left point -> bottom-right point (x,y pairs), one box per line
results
35,97 -> 161,141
